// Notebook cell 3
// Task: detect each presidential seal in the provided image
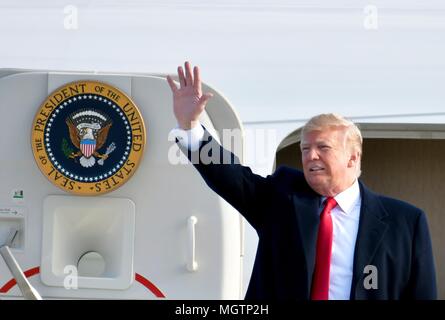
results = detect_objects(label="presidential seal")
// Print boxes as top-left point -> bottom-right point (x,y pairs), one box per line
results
31,81 -> 146,195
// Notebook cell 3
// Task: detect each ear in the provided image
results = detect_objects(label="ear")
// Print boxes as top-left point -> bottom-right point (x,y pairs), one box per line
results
348,150 -> 360,168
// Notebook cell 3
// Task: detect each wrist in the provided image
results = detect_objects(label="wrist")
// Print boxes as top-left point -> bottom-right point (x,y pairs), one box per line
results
179,120 -> 199,130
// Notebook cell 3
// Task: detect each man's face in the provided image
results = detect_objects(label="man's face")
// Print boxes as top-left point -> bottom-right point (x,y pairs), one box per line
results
301,127 -> 357,196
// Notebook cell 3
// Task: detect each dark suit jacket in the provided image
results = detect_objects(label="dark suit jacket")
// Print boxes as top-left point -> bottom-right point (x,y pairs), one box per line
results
180,128 -> 437,300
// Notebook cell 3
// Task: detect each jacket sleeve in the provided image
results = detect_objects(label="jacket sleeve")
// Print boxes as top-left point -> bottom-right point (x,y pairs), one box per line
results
177,127 -> 274,231
405,211 -> 437,299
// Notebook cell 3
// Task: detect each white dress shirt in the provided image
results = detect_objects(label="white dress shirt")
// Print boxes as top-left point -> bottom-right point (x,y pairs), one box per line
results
322,180 -> 361,300
173,124 -> 362,300
172,124 -> 204,152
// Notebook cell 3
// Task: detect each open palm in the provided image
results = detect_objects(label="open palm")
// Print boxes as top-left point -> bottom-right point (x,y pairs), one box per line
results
167,61 -> 213,130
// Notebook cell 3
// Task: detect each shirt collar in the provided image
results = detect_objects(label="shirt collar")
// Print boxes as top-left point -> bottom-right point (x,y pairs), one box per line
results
321,179 -> 361,216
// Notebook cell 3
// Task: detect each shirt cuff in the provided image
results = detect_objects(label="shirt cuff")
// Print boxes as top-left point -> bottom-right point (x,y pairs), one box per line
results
172,123 -> 205,152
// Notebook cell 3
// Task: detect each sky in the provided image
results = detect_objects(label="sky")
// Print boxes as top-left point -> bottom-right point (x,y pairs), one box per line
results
1,0 -> 445,124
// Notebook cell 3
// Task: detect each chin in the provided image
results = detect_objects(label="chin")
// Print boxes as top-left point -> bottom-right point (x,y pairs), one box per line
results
306,179 -> 326,194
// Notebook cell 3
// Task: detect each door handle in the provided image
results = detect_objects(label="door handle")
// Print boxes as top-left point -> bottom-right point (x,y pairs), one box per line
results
186,216 -> 198,272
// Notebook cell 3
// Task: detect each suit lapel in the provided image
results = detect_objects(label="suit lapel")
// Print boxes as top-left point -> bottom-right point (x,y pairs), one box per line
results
292,191 -> 321,295
350,182 -> 389,299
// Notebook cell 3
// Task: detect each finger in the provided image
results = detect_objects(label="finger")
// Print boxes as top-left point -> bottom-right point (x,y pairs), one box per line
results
198,92 -> 214,108
193,66 -> 201,92
185,61 -> 193,87
166,75 -> 178,92
178,66 -> 186,88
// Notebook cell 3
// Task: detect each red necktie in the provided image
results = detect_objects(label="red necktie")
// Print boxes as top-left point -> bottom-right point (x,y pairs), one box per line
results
311,197 -> 337,300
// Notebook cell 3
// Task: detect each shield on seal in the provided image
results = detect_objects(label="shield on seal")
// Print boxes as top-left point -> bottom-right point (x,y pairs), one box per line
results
80,139 -> 96,158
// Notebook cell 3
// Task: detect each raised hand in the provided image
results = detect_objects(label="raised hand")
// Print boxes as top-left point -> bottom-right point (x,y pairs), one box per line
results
167,61 -> 213,130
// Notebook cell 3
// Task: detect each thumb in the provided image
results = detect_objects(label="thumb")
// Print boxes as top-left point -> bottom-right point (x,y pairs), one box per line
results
198,92 -> 213,107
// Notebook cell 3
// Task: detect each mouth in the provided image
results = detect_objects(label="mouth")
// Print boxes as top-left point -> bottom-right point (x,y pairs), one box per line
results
309,166 -> 325,172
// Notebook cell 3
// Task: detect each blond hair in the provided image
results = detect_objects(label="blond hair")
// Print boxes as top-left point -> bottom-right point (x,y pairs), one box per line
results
301,113 -> 363,176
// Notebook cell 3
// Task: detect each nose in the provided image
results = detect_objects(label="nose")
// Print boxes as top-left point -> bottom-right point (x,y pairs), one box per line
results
305,148 -> 319,161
